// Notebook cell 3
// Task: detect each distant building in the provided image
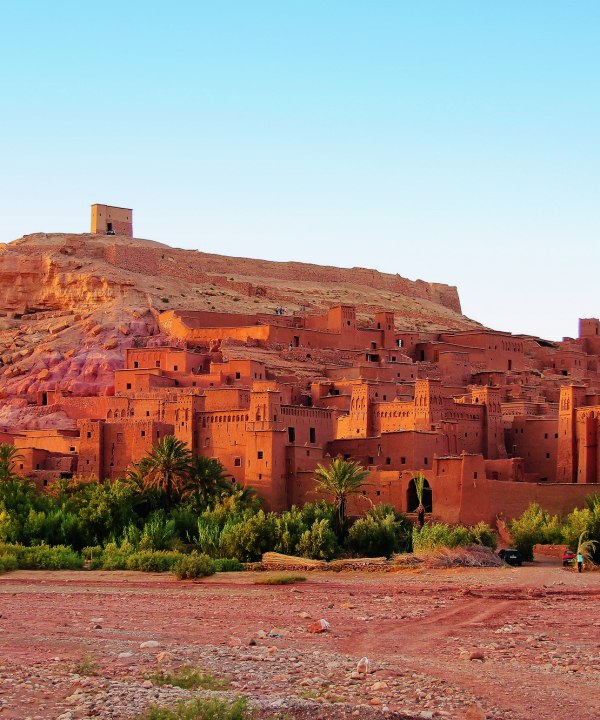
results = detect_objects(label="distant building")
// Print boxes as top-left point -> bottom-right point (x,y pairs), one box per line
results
91,204 -> 133,237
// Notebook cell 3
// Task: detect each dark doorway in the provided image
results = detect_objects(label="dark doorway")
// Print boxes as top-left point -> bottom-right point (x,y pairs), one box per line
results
41,392 -> 48,406
407,477 -> 432,512
288,427 -> 296,443
293,336 -> 300,347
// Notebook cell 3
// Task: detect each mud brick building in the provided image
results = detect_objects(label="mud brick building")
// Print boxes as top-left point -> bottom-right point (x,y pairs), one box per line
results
9,306 -> 600,526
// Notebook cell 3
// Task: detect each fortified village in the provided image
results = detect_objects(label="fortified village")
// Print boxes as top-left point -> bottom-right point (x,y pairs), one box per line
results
1,205 -> 599,527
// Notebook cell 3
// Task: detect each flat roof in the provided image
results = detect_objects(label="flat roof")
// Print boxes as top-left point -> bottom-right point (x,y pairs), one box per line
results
91,203 -> 133,210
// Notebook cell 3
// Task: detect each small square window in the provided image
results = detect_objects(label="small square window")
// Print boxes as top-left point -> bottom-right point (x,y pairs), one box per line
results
141,430 -> 146,437
257,451 -> 263,459
126,383 -> 132,390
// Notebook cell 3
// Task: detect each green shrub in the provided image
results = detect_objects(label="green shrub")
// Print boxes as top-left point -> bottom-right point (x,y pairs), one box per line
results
255,574 -> 306,585
274,507 -> 306,555
127,550 -> 183,573
15,544 -> 83,570
0,552 -> 18,574
469,521 -> 497,550
218,510 -> 277,562
213,557 -> 243,572
139,513 -> 177,551
172,553 -> 216,580
509,503 -> 563,561
411,521 -> 497,553
295,519 -> 339,560
347,505 -> 412,557
147,666 -> 228,690
194,518 -> 222,557
134,697 -> 248,720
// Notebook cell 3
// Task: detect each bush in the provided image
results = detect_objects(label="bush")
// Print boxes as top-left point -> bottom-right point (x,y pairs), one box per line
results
255,574 -> 306,585
510,503 -> 563,561
147,666 -> 228,690
173,553 -> 216,580
347,505 -> 412,557
139,513 -> 177,551
14,544 -> 83,570
127,550 -> 183,573
218,510 -> 277,562
295,519 -> 339,560
213,557 -> 243,572
134,697 -> 248,720
410,522 -> 496,553
0,552 -> 18,574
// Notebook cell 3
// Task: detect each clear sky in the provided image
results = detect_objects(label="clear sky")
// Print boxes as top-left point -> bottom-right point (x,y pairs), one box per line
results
1,1 -> 598,340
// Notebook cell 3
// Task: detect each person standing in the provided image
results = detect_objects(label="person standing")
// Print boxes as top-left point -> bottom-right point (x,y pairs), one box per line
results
577,551 -> 584,573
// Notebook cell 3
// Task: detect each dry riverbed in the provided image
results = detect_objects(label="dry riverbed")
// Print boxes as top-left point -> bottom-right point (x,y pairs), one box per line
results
1,562 -> 599,720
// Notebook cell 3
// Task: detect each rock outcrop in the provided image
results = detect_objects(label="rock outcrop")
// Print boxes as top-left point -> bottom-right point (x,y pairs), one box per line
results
0,232 -> 479,428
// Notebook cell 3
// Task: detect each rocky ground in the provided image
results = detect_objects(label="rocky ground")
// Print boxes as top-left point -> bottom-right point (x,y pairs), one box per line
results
1,561 -> 599,720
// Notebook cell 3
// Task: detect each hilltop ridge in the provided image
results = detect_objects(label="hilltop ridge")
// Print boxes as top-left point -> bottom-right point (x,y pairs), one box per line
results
0,231 -> 479,428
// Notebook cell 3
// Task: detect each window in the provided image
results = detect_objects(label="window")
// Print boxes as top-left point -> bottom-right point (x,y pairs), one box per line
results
473,472 -> 478,479
235,372 -> 241,379
146,411 -> 150,416
368,456 -> 374,465
258,473 -> 262,480
401,457 -> 406,464
288,427 -> 295,443
126,383 -> 132,390
546,452 -> 550,459
156,361 -> 161,368
141,430 -> 146,437
309,427 -> 316,443
424,457 -> 428,464
234,457 -> 241,467
69,446 -> 75,452
174,365 -> 178,371
87,431 -> 92,439
134,361 -> 139,368
376,490 -> 381,496
386,457 -> 391,465
544,433 -> 548,439
257,451 -> 263,459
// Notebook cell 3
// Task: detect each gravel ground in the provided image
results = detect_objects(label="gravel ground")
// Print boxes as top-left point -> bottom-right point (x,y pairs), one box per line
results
1,562 -> 599,720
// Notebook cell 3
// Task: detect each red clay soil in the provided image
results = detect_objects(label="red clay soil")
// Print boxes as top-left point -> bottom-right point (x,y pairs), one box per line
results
1,561 -> 599,720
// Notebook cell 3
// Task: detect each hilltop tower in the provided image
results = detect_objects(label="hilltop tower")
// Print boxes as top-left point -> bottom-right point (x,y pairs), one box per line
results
91,204 -> 133,237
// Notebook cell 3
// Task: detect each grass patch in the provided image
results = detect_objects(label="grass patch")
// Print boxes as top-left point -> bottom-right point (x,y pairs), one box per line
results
134,696 -> 245,720
254,574 -> 306,585
148,666 -> 228,691
73,653 -> 99,676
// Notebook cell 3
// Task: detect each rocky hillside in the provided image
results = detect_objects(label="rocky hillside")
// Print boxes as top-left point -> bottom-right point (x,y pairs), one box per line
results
0,232 -> 480,428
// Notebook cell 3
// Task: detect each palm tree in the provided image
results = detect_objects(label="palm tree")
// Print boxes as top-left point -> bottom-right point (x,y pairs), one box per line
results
185,456 -> 232,510
576,531 -> 597,570
313,457 -> 370,538
0,444 -> 23,483
141,435 -> 192,506
413,472 -> 427,529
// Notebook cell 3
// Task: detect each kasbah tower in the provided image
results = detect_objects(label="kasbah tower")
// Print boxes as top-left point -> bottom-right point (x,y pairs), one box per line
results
6,204 -> 600,527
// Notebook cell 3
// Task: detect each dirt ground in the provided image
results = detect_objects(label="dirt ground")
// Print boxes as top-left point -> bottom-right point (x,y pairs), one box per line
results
1,560 -> 599,720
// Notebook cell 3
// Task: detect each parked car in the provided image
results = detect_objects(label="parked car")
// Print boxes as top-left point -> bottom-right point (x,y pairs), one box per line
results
562,549 -> 576,567
498,548 -> 523,566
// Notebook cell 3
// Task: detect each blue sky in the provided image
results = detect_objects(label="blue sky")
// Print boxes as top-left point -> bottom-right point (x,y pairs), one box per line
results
1,1 -> 598,340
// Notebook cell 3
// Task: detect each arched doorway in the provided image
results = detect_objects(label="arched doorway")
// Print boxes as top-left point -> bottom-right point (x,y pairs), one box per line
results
407,477 -> 432,513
